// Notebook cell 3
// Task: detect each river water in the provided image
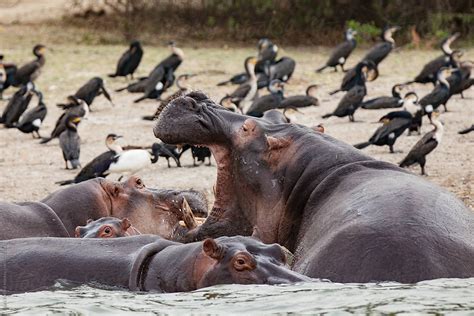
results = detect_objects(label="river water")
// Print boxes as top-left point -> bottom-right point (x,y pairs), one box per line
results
2,278 -> 474,315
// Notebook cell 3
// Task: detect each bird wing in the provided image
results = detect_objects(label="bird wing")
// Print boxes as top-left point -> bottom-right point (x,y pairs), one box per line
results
361,96 -> 401,109
414,55 -> 448,82
116,49 -> 133,75
363,42 -> 392,64
335,85 -> 365,113
419,85 -> 449,107
370,117 -> 411,142
230,84 -> 251,99
59,132 -> 81,160
327,41 -> 355,66
75,151 -> 116,182
18,105 -> 47,126
14,61 -> 40,83
402,132 -> 438,163
246,94 -> 281,115
279,95 -> 318,108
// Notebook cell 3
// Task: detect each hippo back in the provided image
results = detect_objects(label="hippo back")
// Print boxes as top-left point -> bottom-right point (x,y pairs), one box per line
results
0,202 -> 69,240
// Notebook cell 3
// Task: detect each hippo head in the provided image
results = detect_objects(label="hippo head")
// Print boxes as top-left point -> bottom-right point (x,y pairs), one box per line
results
75,217 -> 139,238
153,91 -> 365,249
98,176 -> 208,238
195,236 -> 311,287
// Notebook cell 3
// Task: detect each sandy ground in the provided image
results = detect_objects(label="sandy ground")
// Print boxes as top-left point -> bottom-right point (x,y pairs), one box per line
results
0,26 -> 472,210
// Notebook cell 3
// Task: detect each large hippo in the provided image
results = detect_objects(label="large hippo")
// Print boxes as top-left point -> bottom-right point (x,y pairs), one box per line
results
0,176 -> 208,240
0,235 -> 309,294
153,91 -> 474,283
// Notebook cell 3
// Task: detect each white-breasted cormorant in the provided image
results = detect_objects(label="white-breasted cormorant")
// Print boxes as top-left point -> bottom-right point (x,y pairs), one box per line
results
0,83 -> 36,128
57,134 -> 161,185
13,44 -> 46,87
59,114 -> 82,169
361,84 -> 412,109
399,111 -> 443,175
255,38 -> 278,73
418,68 -> 452,112
16,91 -> 47,138
279,84 -> 320,109
322,63 -> 369,122
362,26 -> 400,67
246,79 -> 285,117
108,40 -> 143,79
354,110 -> 413,153
329,60 -> 378,95
447,61 -> 473,98
316,28 -> 357,72
406,33 -> 460,85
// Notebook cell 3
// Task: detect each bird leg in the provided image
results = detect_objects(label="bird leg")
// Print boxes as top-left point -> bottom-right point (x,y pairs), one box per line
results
65,161 -> 69,170
118,175 -> 124,182
389,145 -> 394,153
207,157 -> 212,166
166,157 -> 171,168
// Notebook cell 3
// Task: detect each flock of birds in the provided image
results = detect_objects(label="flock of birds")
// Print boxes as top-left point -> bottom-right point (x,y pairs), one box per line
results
0,26 -> 473,183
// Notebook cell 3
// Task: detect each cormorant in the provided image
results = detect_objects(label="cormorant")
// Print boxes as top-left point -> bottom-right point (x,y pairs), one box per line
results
361,26 -> 400,66
40,97 -> 89,144
354,110 -> 413,153
264,56 -> 296,84
133,67 -> 175,103
447,61 -> 473,98
108,40 -> 143,79
255,38 -> 278,73
399,112 -> 443,175
0,83 -> 36,128
57,134 -> 161,185
279,84 -> 319,109
316,28 -> 357,72
220,57 -> 258,112
458,125 -> 474,134
246,79 -> 285,117
329,60 -> 378,95
418,68 -> 452,112
13,44 -> 46,86
322,63 -> 369,122
59,114 -> 82,169
153,143 -> 181,167
16,91 -> 47,138
361,84 -> 409,109
406,33 -> 460,85
0,55 -> 18,98
74,77 -> 114,109
181,145 -> 212,166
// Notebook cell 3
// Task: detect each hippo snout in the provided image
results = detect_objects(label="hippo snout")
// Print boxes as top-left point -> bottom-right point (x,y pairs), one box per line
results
266,269 -> 312,285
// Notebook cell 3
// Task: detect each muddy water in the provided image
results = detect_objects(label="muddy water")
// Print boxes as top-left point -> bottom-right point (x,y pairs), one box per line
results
2,278 -> 474,315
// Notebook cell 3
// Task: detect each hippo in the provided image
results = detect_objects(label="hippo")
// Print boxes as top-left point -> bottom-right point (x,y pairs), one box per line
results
0,235 -> 309,294
75,217 -> 141,238
153,91 -> 474,283
0,176 -> 208,240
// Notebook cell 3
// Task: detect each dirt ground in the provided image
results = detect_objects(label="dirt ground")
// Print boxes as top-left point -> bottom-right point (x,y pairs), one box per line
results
0,25 -> 472,210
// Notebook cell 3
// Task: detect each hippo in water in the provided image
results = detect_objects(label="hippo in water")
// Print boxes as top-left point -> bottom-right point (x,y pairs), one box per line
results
0,176 -> 208,240
0,235 -> 309,294
75,217 -> 141,238
153,91 -> 474,283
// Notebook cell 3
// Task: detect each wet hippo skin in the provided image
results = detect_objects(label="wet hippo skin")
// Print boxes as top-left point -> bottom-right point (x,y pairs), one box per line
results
0,235 -> 309,294
153,91 -> 474,283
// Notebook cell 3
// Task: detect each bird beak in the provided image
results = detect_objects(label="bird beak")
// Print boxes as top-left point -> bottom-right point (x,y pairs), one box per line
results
72,117 -> 81,124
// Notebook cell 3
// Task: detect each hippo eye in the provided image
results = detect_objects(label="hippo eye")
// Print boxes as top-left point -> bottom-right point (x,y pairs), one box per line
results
237,258 -> 245,265
104,227 -> 111,234
233,253 -> 256,271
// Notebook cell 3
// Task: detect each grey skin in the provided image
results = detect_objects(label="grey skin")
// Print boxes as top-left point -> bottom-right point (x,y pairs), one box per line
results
153,91 -> 474,283
75,217 -> 141,238
0,176 -> 208,240
0,235 -> 310,294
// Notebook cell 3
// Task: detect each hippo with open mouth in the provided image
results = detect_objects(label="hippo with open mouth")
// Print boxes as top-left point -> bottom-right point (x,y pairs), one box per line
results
0,176 -> 208,240
153,91 -> 474,283
0,235 -> 310,294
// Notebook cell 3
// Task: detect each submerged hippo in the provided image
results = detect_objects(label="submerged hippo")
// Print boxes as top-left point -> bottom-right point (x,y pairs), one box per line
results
0,235 -> 309,294
153,91 -> 474,283
0,176 -> 208,240
75,217 -> 141,238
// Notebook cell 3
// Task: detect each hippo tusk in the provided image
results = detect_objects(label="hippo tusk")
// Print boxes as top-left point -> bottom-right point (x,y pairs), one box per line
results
181,197 -> 198,229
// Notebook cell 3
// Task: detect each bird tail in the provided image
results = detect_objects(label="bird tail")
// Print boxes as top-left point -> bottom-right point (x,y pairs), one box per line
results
39,137 -> 53,144
115,86 -> 128,92
55,179 -> 75,186
354,141 -> 371,150
134,96 -> 147,103
70,159 -> 81,169
315,65 -> 327,73
108,73 -> 117,78
217,80 -> 231,86
328,89 -> 341,95
399,157 -> 413,168
142,115 -> 155,121
322,113 -> 333,119
459,126 -> 474,135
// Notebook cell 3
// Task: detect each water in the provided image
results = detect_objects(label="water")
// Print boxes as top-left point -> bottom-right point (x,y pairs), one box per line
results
2,278 -> 474,315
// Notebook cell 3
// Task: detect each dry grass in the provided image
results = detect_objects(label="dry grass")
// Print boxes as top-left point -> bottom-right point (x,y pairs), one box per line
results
0,25 -> 472,211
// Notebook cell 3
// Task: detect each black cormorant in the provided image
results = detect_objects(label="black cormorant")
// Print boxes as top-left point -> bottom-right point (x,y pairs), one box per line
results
246,79 -> 285,117
108,40 -> 143,79
13,44 -> 46,86
59,114 -> 82,169
406,33 -> 460,85
361,84 -> 411,109
133,67 -> 175,103
279,84 -> 319,109
399,112 -> 443,175
255,38 -> 278,73
322,63 -> 369,122
0,55 -> 18,98
419,68 -> 452,112
264,56 -> 296,83
447,61 -> 473,98
74,77 -> 114,109
316,28 -> 357,72
362,26 -> 400,66
16,91 -> 47,138
354,110 -> 413,153
329,60 -> 378,95
0,83 -> 36,127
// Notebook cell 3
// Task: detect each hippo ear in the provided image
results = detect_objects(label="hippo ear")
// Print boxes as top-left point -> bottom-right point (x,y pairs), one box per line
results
266,136 -> 291,150
203,238 -> 225,261
110,185 -> 123,198
74,226 -> 83,238
312,124 -> 325,133
251,226 -> 262,241
121,218 -> 131,231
